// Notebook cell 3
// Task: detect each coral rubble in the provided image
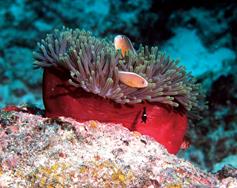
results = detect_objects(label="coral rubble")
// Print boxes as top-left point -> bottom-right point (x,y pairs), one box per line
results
0,108 -> 236,187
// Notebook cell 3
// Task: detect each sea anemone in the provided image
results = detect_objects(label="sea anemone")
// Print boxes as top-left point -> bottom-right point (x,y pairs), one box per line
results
33,27 -> 204,120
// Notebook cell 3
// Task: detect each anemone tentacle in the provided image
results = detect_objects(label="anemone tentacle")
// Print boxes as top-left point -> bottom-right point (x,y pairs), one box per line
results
34,27 -> 205,119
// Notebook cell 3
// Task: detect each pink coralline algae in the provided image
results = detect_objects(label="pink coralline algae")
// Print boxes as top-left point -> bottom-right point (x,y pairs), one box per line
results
0,107 -> 236,187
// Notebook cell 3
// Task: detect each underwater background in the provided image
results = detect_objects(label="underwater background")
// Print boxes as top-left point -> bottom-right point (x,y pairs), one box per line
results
0,0 -> 236,173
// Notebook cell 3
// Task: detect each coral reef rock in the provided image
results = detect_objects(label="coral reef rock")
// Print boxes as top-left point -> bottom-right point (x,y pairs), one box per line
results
0,107 -> 236,187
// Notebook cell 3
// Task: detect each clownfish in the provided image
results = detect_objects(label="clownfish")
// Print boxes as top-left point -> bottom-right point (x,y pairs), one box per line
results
114,35 -> 137,57
118,71 -> 148,88
114,35 -> 148,89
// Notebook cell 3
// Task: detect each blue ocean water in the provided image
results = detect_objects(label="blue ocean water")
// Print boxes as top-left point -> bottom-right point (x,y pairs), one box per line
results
0,0 -> 236,172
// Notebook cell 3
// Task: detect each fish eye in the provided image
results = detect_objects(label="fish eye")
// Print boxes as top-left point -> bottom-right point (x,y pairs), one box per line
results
141,107 -> 147,123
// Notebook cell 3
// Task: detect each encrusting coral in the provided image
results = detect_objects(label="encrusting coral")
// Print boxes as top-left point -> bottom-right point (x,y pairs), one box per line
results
1,109 -> 235,187
33,27 -> 205,154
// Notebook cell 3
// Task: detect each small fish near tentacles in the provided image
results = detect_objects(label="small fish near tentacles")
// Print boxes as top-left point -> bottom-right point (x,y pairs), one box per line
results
114,35 -> 148,88
33,28 -> 204,154
114,35 -> 137,57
